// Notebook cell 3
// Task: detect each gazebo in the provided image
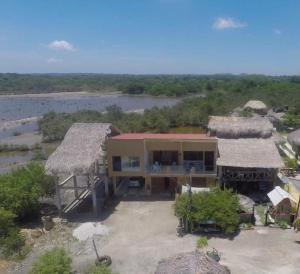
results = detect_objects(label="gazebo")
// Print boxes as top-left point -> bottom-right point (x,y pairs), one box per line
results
45,123 -> 120,216
155,251 -> 230,274
243,100 -> 268,115
217,138 -> 283,192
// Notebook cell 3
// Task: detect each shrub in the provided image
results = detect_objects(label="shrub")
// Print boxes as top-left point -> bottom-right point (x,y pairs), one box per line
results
0,163 -> 55,219
294,218 -> 300,232
86,265 -> 114,274
30,248 -> 71,274
1,228 -> 25,257
278,221 -> 289,229
284,157 -> 298,170
196,236 -> 208,249
0,208 -> 16,236
175,188 -> 240,234
0,208 -> 25,258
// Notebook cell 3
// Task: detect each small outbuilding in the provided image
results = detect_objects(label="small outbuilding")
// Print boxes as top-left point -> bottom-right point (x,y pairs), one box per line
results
243,100 -> 268,115
45,123 -> 120,215
267,186 -> 297,223
287,129 -> 300,159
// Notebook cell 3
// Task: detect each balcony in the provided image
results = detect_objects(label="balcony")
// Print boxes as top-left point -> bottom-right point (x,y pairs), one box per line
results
147,161 -> 215,176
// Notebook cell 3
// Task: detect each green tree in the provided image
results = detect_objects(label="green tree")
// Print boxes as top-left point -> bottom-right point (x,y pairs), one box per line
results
0,163 -> 55,219
175,188 -> 240,234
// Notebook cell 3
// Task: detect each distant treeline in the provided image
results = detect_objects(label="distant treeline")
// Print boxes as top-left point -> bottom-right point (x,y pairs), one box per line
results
39,85 -> 300,141
0,73 -> 300,97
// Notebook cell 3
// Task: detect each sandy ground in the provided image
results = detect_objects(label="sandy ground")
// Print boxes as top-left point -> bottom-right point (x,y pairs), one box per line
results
0,117 -> 39,133
6,197 -> 300,274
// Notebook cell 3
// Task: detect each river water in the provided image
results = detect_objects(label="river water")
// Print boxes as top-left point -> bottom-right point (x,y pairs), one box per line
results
0,93 -> 180,174
0,93 -> 179,121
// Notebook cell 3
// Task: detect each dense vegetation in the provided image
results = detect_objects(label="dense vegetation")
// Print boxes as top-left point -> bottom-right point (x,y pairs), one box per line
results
0,73 -> 300,98
175,188 -> 240,234
39,80 -> 300,142
0,163 -> 55,219
29,248 -> 71,274
0,163 -> 54,257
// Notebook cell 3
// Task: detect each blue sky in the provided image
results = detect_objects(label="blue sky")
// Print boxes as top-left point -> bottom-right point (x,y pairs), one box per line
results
0,0 -> 299,75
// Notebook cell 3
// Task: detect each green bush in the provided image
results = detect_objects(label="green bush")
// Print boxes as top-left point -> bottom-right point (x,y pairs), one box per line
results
278,221 -> 289,229
0,163 -> 55,219
1,228 -> 25,257
0,208 -> 25,258
30,248 -> 71,274
86,266 -> 114,274
175,188 -> 240,234
0,208 -> 16,236
196,236 -> 208,249
284,157 -> 298,170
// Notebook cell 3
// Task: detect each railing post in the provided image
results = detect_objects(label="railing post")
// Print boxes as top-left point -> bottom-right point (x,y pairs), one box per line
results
73,175 -> 79,199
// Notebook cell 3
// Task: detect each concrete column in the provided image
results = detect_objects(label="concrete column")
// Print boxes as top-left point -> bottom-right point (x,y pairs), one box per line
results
91,185 -> 98,216
104,177 -> 109,196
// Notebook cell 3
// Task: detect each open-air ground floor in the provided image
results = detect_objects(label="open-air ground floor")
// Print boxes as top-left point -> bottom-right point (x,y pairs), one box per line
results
5,198 -> 300,274
113,175 -> 216,196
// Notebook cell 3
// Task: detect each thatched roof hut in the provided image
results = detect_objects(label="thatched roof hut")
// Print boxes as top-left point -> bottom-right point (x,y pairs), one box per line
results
243,100 -> 268,114
155,251 -> 230,274
207,116 -> 273,139
217,138 -> 283,168
45,123 -> 120,176
287,129 -> 300,147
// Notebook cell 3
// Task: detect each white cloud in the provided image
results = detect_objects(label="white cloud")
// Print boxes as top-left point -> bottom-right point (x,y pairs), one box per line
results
48,40 -> 75,51
273,28 -> 282,35
213,17 -> 247,30
46,57 -> 61,64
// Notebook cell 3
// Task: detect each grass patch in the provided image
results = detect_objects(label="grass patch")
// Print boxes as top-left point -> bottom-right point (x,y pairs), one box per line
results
196,236 -> 208,249
255,205 -> 267,224
42,142 -> 60,159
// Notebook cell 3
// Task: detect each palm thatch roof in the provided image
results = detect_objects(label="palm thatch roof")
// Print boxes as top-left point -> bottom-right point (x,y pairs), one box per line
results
45,123 -> 119,176
287,129 -> 300,146
217,138 -> 283,168
243,100 -> 267,111
208,116 -> 273,138
155,251 -> 230,274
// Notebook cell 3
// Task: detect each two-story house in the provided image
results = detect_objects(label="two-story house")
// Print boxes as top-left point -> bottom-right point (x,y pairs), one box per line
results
107,133 -> 218,195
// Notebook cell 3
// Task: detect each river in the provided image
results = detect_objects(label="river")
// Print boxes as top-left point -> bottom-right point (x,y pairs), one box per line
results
0,92 -> 180,174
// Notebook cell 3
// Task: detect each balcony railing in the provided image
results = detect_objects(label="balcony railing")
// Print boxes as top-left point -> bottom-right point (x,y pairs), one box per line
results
147,164 -> 215,175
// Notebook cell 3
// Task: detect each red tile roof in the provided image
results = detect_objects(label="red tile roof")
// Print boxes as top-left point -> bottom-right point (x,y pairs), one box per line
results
110,133 -> 215,140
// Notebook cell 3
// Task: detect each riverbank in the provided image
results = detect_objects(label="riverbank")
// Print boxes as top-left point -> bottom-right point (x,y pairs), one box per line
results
0,91 -> 122,98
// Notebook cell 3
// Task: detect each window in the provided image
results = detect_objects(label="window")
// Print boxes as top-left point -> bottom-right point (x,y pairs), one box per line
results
112,156 -> 140,172
122,156 -> 140,171
204,151 -> 215,171
127,157 -> 140,168
183,151 -> 203,161
112,156 -> 121,171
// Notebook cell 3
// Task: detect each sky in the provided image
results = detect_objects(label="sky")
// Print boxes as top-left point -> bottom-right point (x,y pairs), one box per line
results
0,0 -> 299,75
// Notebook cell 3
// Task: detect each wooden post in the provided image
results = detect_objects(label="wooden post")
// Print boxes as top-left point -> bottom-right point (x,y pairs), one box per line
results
104,177 -> 109,196
55,178 -> 62,217
73,175 -> 79,199
91,184 -> 98,216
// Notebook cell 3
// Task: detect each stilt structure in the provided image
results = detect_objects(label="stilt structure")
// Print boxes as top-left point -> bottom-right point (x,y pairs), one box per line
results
45,123 -> 120,216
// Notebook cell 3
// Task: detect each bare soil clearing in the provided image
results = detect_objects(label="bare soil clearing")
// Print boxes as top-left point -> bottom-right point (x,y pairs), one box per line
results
6,198 -> 300,274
